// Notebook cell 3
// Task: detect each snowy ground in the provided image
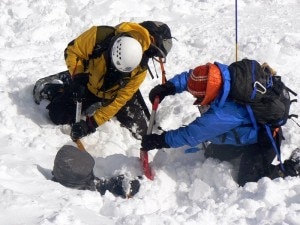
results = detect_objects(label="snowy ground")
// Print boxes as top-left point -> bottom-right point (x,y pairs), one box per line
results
0,0 -> 300,224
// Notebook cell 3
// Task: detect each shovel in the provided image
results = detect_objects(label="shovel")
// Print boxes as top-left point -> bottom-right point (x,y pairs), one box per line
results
140,96 -> 160,180
140,58 -> 167,180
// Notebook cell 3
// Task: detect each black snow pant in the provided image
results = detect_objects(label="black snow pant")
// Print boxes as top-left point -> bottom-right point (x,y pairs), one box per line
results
46,86 -> 148,139
204,129 -> 283,186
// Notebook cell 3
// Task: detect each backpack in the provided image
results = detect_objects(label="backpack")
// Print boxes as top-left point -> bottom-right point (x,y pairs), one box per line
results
52,145 -> 96,190
139,21 -> 173,58
88,21 -> 173,61
228,59 -> 298,170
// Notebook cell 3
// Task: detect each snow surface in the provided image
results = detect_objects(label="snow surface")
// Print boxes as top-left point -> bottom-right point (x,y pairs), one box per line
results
1,0 -> 300,224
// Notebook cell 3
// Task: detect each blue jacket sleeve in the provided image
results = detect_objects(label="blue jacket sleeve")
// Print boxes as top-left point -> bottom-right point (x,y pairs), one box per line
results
168,70 -> 192,93
164,100 -> 256,148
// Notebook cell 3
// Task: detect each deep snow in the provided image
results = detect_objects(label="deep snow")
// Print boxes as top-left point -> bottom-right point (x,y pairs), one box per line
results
0,0 -> 300,224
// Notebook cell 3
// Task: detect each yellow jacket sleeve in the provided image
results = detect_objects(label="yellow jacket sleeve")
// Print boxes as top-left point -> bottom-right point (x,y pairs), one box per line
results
65,26 -> 98,75
93,69 -> 147,126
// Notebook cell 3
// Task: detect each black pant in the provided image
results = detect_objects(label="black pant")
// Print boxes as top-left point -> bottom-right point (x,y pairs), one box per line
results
204,142 -> 280,186
46,87 -> 148,139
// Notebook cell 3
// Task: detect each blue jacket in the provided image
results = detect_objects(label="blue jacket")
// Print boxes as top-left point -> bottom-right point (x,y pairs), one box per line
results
164,62 -> 258,148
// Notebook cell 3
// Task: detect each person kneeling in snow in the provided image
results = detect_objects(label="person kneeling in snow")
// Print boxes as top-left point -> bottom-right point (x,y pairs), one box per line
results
141,60 -> 300,186
33,21 -> 173,140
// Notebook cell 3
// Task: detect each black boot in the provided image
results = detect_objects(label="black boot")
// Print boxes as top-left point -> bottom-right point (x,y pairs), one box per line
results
283,148 -> 300,177
33,71 -> 71,104
94,178 -> 108,195
95,175 -> 141,198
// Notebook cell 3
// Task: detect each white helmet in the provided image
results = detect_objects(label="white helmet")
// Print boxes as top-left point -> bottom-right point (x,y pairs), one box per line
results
111,36 -> 143,72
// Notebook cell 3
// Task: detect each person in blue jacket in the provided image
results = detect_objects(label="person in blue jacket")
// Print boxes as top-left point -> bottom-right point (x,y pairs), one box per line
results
141,62 -> 300,186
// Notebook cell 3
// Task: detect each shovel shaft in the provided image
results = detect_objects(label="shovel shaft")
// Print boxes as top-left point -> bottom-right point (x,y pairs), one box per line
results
140,96 -> 160,180
140,151 -> 154,180
146,96 -> 160,134
75,100 -> 86,151
76,139 -> 85,151
75,101 -> 82,123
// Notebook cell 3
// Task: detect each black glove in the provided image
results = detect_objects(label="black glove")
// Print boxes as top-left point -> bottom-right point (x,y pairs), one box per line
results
70,73 -> 89,100
71,117 -> 98,141
149,81 -> 176,104
141,133 -> 170,151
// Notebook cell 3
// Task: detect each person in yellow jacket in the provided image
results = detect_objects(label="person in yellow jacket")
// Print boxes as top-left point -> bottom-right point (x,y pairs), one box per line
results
33,21 -> 173,140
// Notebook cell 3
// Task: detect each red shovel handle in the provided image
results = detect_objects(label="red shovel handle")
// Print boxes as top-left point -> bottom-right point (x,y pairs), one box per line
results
140,151 -> 154,180
140,96 -> 160,180
152,96 -> 160,111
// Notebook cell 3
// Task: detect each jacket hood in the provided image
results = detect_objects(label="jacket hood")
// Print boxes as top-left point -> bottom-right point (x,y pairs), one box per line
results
213,62 -> 231,108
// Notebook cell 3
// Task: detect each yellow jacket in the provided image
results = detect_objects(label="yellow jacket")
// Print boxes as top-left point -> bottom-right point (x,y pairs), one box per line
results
64,22 -> 152,126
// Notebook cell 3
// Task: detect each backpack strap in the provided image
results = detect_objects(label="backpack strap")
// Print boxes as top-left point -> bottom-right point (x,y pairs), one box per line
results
264,125 -> 285,172
250,60 -> 273,99
246,105 -> 258,131
250,60 -> 258,99
247,102 -> 285,172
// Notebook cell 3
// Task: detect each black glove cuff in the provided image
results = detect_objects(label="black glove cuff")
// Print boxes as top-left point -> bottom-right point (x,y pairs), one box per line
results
87,117 -> 98,133
149,81 -> 176,103
141,132 -> 170,151
164,81 -> 176,95
158,132 -> 170,148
